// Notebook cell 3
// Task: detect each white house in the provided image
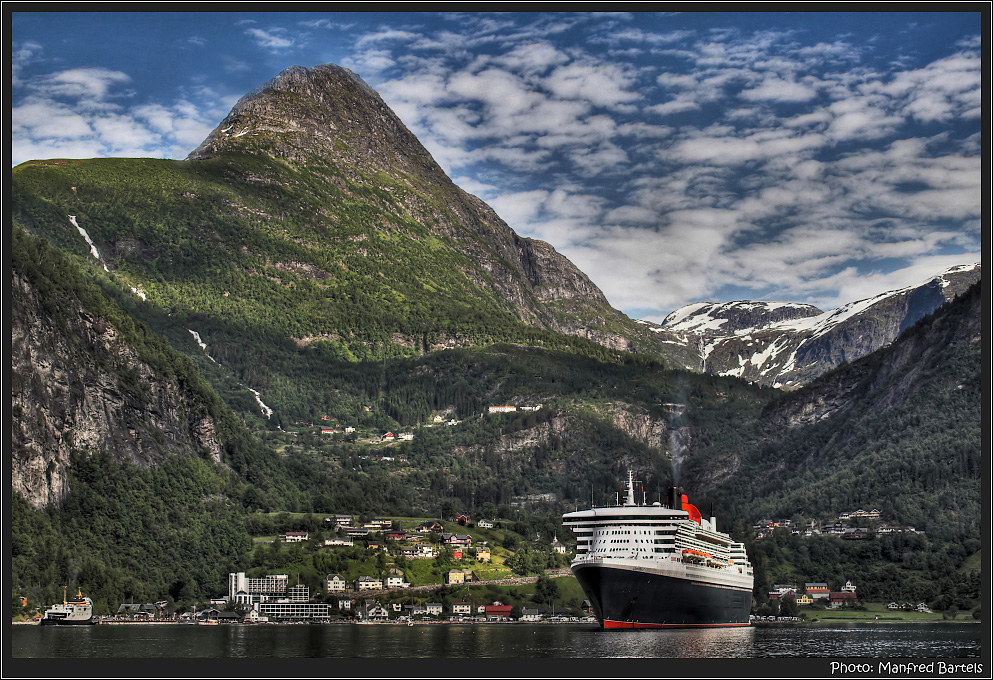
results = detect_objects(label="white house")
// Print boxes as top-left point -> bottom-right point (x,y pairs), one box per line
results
325,574 -> 347,593
383,569 -> 409,589
450,602 -> 472,616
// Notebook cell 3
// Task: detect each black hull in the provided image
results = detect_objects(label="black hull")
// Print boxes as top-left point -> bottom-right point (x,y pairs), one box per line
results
40,617 -> 96,625
573,563 -> 751,628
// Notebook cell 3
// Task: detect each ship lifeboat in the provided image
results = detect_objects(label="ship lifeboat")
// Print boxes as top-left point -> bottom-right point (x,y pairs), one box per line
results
682,548 -> 712,563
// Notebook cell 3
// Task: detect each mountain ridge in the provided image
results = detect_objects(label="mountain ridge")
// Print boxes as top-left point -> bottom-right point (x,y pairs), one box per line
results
644,263 -> 981,387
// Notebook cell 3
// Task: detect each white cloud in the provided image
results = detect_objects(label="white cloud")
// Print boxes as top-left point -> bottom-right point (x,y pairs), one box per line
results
739,75 -> 818,102
244,27 -> 294,51
543,61 -> 641,109
12,63 -> 224,166
39,67 -> 131,100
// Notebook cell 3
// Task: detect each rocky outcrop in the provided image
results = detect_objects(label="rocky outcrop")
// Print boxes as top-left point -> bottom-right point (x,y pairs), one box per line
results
10,273 -> 224,509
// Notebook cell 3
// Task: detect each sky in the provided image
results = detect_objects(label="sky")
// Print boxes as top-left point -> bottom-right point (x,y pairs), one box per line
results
11,10 -> 984,322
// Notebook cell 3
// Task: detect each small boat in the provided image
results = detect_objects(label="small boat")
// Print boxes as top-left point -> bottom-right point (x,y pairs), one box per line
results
40,586 -> 96,625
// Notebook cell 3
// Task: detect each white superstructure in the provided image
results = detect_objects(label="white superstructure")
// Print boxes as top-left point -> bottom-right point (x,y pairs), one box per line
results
564,472 -> 752,587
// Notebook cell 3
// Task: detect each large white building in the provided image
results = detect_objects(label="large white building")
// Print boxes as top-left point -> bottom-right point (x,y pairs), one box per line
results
228,572 -> 288,605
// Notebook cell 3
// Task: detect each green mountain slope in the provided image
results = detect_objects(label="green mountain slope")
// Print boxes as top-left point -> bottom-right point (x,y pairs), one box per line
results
12,65 -> 686,435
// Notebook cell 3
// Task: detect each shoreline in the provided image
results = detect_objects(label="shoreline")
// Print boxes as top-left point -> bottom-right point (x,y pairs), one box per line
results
13,618 -> 978,627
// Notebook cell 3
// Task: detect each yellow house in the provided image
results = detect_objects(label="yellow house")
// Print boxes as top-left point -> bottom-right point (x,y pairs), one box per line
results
445,569 -> 465,585
795,593 -> 814,606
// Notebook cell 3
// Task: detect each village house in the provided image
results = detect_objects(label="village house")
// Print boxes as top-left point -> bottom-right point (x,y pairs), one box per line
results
795,593 -> 814,606
551,536 -> 566,554
445,569 -> 465,585
829,591 -> 859,608
324,537 -> 354,547
842,528 -> 870,540
475,545 -> 491,562
325,574 -> 347,593
337,598 -> 352,611
487,405 -> 517,413
283,531 -> 309,543
358,601 -> 389,621
839,509 -> 881,521
477,519 -> 494,529
116,603 -> 161,620
484,603 -> 513,621
403,544 -> 438,559
418,521 -> 444,533
355,576 -> 383,591
425,603 -> 443,616
383,569 -> 409,589
443,533 -> 473,547
450,602 -> 472,616
805,583 -> 830,599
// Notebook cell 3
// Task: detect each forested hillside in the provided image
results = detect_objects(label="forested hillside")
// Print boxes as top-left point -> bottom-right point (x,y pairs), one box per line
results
678,281 -> 983,606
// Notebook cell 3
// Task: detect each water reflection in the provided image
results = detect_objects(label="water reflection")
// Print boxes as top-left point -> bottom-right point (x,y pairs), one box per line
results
10,623 -> 982,658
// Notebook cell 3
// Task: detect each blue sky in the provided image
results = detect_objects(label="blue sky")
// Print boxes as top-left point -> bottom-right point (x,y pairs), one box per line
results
12,11 -> 983,321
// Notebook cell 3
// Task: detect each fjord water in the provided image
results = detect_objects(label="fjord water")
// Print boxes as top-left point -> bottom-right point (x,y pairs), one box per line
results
11,623 -> 981,658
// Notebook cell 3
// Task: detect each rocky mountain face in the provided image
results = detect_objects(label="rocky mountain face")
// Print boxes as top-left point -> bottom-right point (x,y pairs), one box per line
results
645,263 -> 981,388
11,268 -> 223,509
765,278 -> 983,431
187,63 -> 635,348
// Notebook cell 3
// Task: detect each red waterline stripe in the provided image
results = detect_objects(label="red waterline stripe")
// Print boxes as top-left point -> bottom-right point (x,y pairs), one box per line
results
602,619 -> 750,629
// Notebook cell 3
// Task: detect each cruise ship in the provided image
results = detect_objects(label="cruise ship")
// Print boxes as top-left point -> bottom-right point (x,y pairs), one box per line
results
562,472 -> 753,628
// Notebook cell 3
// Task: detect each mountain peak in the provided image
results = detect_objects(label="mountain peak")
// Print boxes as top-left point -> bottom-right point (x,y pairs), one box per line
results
187,63 -> 439,177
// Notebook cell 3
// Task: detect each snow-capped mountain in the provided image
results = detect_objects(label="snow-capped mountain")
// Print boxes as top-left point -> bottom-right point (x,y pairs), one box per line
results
644,263 -> 981,388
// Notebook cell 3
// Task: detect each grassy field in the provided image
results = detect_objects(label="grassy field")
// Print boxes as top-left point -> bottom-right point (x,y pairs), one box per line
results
802,602 -> 974,623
